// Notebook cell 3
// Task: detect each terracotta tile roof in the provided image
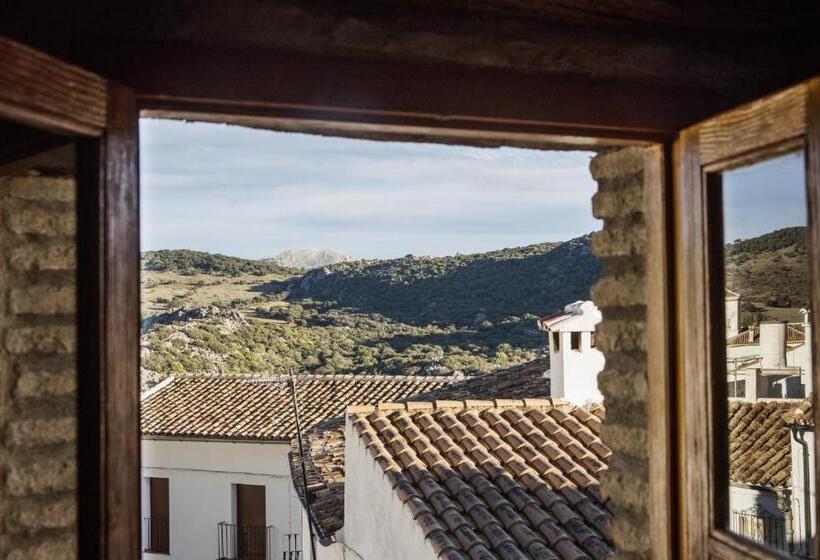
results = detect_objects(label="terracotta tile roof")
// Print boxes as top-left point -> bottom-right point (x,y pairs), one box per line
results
350,399 -> 612,560
141,373 -> 455,441
783,397 -> 813,426
728,399 -> 797,488
290,359 -> 550,543
726,324 -> 805,346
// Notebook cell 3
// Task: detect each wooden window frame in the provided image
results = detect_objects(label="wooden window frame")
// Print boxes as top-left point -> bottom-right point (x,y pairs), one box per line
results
4,32 -> 687,560
674,78 -> 820,559
129,78 -> 678,560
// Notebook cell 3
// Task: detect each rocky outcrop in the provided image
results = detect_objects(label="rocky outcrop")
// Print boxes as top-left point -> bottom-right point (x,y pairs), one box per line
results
142,305 -> 246,332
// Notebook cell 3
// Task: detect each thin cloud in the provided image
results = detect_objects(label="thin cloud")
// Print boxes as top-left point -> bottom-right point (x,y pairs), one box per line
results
140,119 -> 600,259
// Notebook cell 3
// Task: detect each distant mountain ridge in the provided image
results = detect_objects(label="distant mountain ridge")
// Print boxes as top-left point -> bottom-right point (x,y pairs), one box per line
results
267,248 -> 352,269
141,249 -> 295,276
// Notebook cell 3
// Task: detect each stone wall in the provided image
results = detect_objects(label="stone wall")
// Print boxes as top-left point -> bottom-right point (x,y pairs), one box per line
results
589,147 -> 651,559
0,169 -> 77,559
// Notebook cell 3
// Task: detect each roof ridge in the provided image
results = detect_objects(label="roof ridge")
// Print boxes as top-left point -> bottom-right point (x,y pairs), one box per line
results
346,397 -> 569,415
168,371 -> 459,383
140,374 -> 176,402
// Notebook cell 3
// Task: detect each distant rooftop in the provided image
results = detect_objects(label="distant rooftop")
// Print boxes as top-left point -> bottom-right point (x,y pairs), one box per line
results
141,372 -> 456,441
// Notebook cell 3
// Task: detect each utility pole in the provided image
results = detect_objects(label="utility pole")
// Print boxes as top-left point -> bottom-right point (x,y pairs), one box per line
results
290,369 -> 318,560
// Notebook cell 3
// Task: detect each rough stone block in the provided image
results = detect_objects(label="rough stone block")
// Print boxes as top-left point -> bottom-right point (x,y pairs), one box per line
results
608,511 -> 651,553
600,467 -> 649,511
598,368 -> 648,403
5,495 -> 77,533
9,176 -> 76,202
600,423 -> 648,460
592,180 -> 643,219
6,326 -> 76,354
6,417 -> 77,448
5,200 -> 76,236
10,286 -> 75,315
5,536 -> 76,560
6,458 -> 76,496
589,147 -> 646,181
8,240 -> 76,271
591,273 -> 646,307
15,363 -> 76,399
595,319 -> 647,353
591,225 -> 646,258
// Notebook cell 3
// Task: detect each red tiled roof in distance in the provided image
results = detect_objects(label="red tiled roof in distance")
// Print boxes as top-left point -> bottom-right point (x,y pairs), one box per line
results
141,373 -> 456,441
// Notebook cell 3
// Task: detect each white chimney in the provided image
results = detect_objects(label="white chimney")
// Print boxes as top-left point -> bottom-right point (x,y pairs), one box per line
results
537,301 -> 605,405
725,289 -> 741,338
760,321 -> 787,369
802,308 -> 813,395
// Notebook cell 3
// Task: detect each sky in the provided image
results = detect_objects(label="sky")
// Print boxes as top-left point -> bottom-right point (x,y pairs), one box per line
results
139,119 -> 601,260
722,151 -> 806,242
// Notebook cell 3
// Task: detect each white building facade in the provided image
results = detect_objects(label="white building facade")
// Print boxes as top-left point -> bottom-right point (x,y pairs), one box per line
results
725,291 -> 813,400
141,438 -> 303,560
139,372 -> 456,560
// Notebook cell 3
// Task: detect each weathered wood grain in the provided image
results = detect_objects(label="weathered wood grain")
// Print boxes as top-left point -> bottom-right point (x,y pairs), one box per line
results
102,82 -> 141,560
674,125 -> 712,559
76,82 -> 141,560
0,36 -> 106,136
645,143 -> 675,560
806,77 -> 820,560
698,84 -> 806,166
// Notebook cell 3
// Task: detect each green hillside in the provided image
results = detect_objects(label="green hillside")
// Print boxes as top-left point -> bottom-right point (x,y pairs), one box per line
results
725,226 -> 808,308
142,249 -> 297,276
289,235 -> 600,327
140,236 -> 601,386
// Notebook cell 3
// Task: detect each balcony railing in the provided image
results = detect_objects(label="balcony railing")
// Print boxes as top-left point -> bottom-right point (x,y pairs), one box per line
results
143,516 -> 170,554
217,522 -> 274,560
282,533 -> 301,560
731,508 -> 789,553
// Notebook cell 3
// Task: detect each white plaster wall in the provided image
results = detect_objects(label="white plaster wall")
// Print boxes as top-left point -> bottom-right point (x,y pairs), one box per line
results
342,417 -> 437,560
726,344 -> 759,361
726,297 -> 740,337
299,508 -> 347,560
141,439 -> 302,560
728,484 -> 784,518
790,431 -> 816,554
787,342 -> 812,392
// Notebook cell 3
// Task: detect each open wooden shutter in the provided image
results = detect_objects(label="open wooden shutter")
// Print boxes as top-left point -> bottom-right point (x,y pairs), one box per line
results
0,36 -> 141,560
675,78 -> 820,559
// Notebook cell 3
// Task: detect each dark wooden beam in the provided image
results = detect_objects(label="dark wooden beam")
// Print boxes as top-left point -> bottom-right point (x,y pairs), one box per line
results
0,36 -> 106,136
76,81 -> 141,560
83,40 -> 737,142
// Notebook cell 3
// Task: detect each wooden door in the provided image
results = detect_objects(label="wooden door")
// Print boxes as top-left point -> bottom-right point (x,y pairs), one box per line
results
237,484 -> 267,560
0,36 -> 141,560
148,478 -> 170,553
675,78 -> 820,559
